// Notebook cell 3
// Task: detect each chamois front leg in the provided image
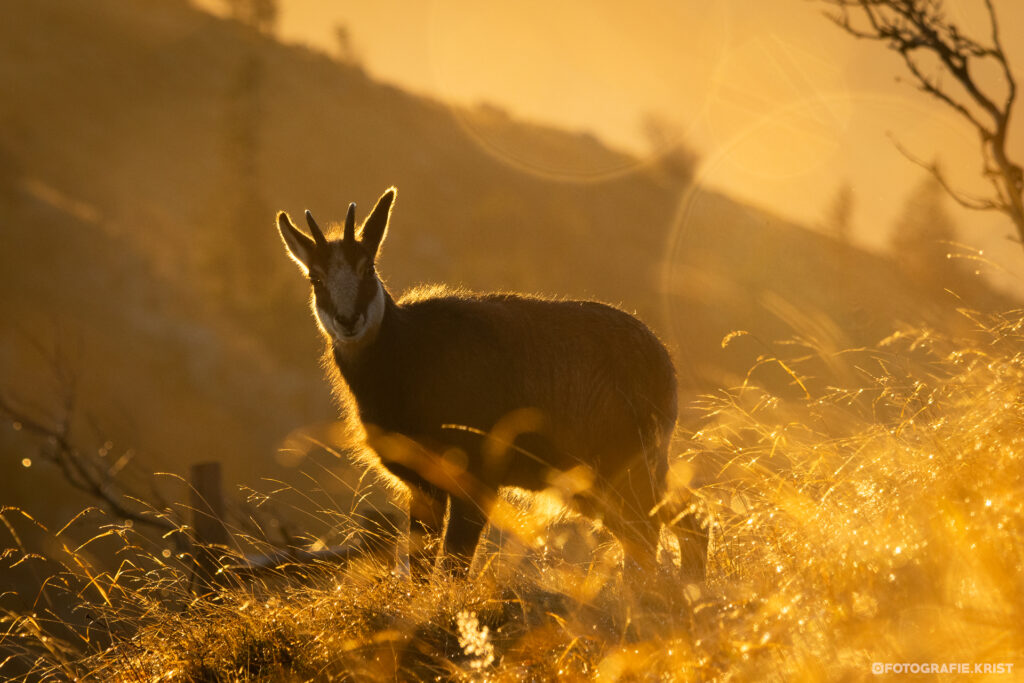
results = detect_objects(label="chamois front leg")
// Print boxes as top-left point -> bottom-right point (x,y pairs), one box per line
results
598,452 -> 666,576
407,483 -> 445,574
363,427 -> 447,577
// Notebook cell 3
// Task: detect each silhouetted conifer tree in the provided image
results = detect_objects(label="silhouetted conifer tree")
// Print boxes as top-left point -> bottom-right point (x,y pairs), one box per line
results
890,176 -> 971,294
824,182 -> 855,246
196,0 -> 284,320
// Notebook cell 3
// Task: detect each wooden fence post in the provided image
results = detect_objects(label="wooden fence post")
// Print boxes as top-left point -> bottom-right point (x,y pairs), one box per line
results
190,461 -> 228,591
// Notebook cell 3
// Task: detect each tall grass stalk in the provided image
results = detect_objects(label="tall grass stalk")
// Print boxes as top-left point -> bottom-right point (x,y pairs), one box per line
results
2,311 -> 1022,680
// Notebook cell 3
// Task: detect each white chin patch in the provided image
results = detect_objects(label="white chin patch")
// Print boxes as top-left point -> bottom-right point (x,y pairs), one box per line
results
316,282 -> 385,349
316,309 -> 365,343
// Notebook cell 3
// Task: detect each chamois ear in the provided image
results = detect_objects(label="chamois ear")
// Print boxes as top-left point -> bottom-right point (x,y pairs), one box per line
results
277,211 -> 315,274
361,187 -> 396,258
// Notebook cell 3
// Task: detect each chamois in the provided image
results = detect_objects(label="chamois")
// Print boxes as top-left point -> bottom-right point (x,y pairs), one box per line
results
277,187 -> 705,576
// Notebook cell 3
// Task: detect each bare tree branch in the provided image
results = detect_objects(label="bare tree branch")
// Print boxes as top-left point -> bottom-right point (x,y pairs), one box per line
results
983,0 -> 1016,115
820,0 -> 1024,247
0,393 -> 176,533
888,134 -> 1004,212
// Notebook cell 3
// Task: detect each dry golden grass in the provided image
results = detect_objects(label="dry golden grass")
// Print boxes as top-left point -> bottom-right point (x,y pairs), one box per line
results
3,310 -> 1023,681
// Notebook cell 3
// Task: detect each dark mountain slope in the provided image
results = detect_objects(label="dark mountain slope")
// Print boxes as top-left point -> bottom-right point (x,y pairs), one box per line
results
0,0 -> 1008,504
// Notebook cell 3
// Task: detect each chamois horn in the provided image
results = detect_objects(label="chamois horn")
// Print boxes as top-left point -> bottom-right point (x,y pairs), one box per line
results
304,210 -> 328,249
344,202 -> 357,242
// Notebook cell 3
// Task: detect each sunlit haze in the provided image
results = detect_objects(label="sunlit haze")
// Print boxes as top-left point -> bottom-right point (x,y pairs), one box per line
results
195,0 -> 1024,292
5,0 -> 1024,677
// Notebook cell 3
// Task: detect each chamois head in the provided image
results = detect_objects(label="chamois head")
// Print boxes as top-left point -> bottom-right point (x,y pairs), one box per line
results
277,187 -> 396,347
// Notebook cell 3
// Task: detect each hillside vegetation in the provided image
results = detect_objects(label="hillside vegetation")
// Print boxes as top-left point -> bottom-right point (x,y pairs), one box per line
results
1,0 -> 1021,678
2,311 -> 1022,679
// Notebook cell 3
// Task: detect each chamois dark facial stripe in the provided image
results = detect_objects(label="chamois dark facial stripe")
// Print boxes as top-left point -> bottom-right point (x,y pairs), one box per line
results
352,267 -> 378,313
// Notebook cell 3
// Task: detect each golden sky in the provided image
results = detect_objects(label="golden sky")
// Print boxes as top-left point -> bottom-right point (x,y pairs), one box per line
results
194,0 -> 1024,293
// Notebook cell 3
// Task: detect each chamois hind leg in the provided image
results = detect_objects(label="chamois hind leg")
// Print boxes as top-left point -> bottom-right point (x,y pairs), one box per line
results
442,495 -> 489,573
670,502 -> 708,582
